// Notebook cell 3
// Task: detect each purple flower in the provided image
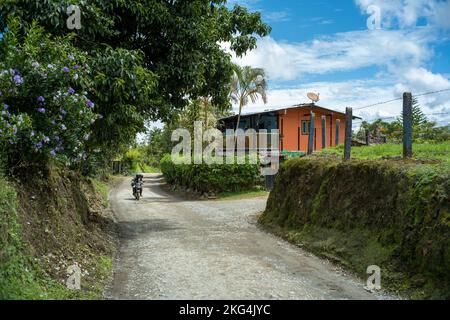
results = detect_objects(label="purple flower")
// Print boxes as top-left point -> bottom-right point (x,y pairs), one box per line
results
73,74 -> 79,80
73,64 -> 80,69
50,150 -> 56,156
13,75 -> 23,84
43,136 -> 50,143
37,107 -> 46,113
63,67 -> 70,73
54,136 -> 60,142
68,54 -> 75,60
60,109 -> 67,116
86,100 -> 94,108
35,142 -> 43,149
37,96 -> 45,103
3,104 -> 8,110
61,124 -> 67,131
68,87 -> 75,94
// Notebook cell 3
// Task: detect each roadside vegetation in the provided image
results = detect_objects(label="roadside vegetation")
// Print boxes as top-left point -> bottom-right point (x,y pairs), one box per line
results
0,169 -> 115,300
260,158 -> 449,299
318,142 -> 450,164
160,155 -> 261,196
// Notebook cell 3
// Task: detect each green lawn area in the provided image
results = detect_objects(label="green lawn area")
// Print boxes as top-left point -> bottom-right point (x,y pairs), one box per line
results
130,164 -> 161,174
217,188 -> 269,200
318,142 -> 450,164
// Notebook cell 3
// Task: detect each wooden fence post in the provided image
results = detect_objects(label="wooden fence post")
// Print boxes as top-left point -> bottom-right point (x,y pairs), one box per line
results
308,111 -> 315,155
335,119 -> 340,146
365,129 -> 370,146
322,116 -> 327,149
344,107 -> 353,161
403,92 -> 413,158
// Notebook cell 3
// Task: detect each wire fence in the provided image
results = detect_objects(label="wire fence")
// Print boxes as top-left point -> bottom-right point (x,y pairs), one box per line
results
332,90 -> 450,161
350,88 -> 450,128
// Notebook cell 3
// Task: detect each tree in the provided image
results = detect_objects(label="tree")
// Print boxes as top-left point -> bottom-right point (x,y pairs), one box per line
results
0,1 -> 271,172
0,1 -> 271,117
229,65 -> 268,133
397,97 -> 428,127
0,21 -> 98,172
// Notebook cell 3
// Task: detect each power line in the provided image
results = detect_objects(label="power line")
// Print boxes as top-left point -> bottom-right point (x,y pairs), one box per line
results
414,88 -> 450,98
354,97 -> 402,111
354,88 -> 450,111
351,112 -> 450,125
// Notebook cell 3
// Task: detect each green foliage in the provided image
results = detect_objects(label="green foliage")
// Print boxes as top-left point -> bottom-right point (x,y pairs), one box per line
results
146,128 -> 172,166
83,47 -> 158,174
230,65 -> 268,130
0,20 -> 97,169
0,0 -> 271,119
160,154 -> 260,193
123,146 -> 161,174
261,159 -> 450,299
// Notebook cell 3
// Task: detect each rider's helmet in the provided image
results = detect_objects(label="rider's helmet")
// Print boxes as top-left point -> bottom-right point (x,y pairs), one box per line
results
135,173 -> 144,181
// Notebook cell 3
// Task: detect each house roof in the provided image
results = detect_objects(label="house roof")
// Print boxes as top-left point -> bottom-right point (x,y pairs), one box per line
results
219,103 -> 362,121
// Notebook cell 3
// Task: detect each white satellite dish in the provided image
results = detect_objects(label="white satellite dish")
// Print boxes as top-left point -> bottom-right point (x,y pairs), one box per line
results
307,92 -> 320,104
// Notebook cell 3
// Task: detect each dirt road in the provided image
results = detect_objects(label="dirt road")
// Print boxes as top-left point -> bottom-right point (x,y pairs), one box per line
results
105,174 -> 384,300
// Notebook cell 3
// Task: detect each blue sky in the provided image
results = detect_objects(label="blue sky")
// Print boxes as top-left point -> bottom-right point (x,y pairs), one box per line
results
227,0 -> 450,126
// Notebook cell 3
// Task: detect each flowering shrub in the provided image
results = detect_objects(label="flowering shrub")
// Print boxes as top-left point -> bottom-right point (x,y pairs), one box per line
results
0,21 -> 98,165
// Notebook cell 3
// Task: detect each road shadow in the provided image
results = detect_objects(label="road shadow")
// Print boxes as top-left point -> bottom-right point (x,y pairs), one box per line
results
118,218 -> 181,239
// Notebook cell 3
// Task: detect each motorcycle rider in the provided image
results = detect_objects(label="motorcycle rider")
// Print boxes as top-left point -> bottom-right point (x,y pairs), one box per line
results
131,174 -> 144,197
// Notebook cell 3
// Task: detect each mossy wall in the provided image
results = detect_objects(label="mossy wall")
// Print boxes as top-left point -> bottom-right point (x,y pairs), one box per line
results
260,159 -> 450,299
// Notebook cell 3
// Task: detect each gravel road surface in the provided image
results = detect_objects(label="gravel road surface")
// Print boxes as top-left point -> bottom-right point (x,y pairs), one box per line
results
105,174 -> 384,300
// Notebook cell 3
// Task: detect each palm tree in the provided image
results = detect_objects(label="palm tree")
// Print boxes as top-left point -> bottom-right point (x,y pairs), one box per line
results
229,65 -> 268,133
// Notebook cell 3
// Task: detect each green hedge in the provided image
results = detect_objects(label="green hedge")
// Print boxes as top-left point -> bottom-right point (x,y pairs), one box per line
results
260,159 -> 450,299
160,155 -> 260,193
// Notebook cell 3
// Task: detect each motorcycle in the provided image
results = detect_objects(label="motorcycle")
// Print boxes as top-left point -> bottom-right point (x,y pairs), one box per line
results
132,181 -> 143,200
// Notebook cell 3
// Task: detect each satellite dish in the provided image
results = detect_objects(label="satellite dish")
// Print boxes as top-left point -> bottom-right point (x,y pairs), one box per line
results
307,92 -> 320,104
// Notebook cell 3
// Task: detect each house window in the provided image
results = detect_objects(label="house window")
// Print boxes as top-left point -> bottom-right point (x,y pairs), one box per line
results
301,120 -> 311,135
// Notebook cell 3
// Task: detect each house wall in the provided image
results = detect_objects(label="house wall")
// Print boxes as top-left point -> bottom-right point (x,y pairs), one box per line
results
278,107 -> 346,152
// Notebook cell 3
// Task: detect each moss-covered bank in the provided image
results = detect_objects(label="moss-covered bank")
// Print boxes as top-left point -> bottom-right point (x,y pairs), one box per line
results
0,163 -> 117,299
259,159 -> 449,299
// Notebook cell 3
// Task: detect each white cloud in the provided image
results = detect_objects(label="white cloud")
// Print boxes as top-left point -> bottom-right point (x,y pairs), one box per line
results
355,0 -> 450,29
227,28 -> 434,82
232,79 -> 450,126
265,10 -> 291,23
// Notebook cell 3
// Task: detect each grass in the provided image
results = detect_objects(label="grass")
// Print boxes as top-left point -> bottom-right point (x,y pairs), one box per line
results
317,142 -> 450,164
130,163 -> 161,174
89,178 -> 110,204
217,188 -> 269,200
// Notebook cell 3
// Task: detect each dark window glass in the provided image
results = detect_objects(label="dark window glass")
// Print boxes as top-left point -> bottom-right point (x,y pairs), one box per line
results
302,120 -> 311,135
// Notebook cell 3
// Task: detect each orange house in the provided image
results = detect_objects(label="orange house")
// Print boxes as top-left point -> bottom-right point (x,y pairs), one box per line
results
219,103 -> 358,153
